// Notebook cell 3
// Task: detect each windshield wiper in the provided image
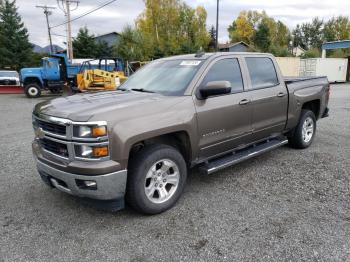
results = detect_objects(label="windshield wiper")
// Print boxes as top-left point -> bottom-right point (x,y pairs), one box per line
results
131,88 -> 154,93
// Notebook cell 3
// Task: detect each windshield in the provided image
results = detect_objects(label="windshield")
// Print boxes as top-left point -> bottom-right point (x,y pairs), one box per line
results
120,59 -> 202,96
0,71 -> 18,78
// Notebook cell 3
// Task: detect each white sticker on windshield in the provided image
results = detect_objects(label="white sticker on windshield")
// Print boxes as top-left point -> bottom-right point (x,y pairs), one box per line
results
180,61 -> 201,66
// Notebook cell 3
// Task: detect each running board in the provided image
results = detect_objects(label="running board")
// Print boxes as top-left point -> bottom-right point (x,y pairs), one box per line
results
199,137 -> 288,175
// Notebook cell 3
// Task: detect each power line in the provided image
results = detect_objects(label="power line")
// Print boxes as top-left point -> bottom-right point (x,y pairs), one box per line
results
50,0 -> 117,29
51,32 -> 69,38
36,5 -> 56,54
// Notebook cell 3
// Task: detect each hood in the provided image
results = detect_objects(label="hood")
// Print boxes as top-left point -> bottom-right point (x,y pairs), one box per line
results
34,90 -> 188,122
20,67 -> 41,76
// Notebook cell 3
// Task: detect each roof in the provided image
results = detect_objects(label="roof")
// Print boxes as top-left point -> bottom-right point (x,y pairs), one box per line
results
94,32 -> 120,39
322,40 -> 350,50
218,41 -> 249,49
161,52 -> 269,61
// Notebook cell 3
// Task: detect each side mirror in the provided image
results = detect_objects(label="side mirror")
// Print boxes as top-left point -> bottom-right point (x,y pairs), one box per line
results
199,81 -> 231,99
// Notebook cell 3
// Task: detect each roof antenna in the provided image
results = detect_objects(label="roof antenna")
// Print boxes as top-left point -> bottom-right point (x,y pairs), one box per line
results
195,47 -> 205,58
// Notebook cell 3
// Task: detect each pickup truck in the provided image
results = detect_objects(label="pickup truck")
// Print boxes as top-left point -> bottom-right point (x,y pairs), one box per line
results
0,70 -> 20,86
32,52 -> 330,214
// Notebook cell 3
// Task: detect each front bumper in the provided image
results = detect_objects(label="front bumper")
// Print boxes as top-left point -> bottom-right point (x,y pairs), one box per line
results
37,159 -> 127,201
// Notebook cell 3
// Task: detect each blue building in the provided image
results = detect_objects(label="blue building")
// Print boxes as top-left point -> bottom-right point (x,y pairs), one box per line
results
94,32 -> 121,47
321,40 -> 350,58
322,40 -> 350,81
218,41 -> 250,52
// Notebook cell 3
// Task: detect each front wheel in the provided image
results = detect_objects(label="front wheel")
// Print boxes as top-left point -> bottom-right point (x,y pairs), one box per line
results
24,83 -> 41,98
126,144 -> 187,214
288,109 -> 316,149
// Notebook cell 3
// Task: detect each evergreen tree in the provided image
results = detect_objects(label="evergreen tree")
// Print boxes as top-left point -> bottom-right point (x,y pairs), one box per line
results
114,25 -> 149,61
292,18 -> 324,50
72,27 -> 97,58
95,40 -> 113,58
227,10 -> 292,56
208,25 -> 216,50
292,24 -> 305,49
254,22 -> 270,52
0,0 -> 32,69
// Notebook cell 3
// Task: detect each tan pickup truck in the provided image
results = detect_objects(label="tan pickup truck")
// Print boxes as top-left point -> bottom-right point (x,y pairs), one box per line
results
32,52 -> 330,214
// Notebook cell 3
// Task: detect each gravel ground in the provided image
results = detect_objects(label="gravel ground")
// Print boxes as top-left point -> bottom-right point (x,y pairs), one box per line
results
0,84 -> 349,262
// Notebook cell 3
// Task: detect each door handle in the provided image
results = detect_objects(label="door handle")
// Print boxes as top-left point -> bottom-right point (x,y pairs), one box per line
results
277,92 -> 286,97
239,99 -> 251,105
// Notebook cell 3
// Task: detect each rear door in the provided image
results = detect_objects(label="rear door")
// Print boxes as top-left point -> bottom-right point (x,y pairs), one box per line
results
244,57 -> 288,141
194,56 -> 253,159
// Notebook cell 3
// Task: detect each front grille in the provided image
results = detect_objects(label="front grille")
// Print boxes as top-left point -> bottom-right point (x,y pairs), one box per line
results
0,79 -> 16,85
37,119 -> 66,136
40,138 -> 68,158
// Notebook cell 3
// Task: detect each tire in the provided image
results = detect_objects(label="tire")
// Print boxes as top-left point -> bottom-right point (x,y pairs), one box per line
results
288,109 -> 316,149
126,144 -> 187,214
25,83 -> 41,98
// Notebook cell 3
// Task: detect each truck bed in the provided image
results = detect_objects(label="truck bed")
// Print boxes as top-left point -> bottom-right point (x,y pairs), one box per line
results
284,75 -> 329,130
284,76 -> 327,84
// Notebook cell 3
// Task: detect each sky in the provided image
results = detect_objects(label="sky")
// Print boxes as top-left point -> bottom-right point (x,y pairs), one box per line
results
16,0 -> 350,48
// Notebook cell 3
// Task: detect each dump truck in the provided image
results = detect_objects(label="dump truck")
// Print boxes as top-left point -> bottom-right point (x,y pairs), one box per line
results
20,54 -> 124,98
20,54 -> 80,98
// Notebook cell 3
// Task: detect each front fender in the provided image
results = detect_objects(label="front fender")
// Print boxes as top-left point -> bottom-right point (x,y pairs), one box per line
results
20,68 -> 43,85
109,106 -> 198,169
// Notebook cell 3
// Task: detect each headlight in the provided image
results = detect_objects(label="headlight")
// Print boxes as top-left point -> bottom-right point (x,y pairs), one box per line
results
75,145 -> 109,158
74,125 -> 107,138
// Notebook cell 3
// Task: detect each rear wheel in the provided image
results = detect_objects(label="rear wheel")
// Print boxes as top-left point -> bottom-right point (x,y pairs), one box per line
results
288,109 -> 316,149
126,144 -> 187,214
25,83 -> 41,98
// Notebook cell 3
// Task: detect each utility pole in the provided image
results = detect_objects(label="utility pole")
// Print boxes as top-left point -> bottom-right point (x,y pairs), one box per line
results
36,5 -> 56,54
66,0 -> 73,60
215,0 -> 219,51
57,0 -> 79,61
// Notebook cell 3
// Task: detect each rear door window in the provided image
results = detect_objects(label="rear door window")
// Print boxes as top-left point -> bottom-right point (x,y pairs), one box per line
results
202,58 -> 244,94
245,57 -> 279,89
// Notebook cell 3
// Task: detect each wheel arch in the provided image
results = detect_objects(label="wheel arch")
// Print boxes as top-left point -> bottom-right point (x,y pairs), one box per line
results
128,131 -> 193,167
301,99 -> 320,119
23,77 -> 43,88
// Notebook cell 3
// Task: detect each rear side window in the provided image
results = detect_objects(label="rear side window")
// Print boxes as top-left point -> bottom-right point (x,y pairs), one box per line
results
202,58 -> 244,94
245,57 -> 279,89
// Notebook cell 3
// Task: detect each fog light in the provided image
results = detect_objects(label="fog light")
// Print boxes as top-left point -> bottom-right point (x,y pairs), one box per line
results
84,181 -> 97,188
92,146 -> 108,157
76,179 -> 97,190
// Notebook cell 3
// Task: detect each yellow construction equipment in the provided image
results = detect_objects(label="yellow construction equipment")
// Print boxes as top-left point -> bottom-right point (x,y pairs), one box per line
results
76,69 -> 127,91
72,58 -> 128,92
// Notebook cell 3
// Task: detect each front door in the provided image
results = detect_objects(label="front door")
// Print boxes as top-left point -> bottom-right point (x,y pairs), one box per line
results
42,58 -> 60,81
194,57 -> 253,159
